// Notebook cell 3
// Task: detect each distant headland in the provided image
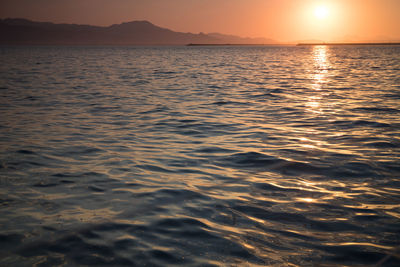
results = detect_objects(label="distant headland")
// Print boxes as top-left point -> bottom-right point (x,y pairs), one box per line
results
186,43 -> 279,46
0,18 -> 275,45
297,42 -> 400,46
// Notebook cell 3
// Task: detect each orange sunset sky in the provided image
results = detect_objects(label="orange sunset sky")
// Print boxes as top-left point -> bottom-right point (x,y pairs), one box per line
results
1,0 -> 399,43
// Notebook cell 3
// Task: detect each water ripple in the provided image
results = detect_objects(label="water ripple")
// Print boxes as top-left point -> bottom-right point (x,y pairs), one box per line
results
0,45 -> 399,266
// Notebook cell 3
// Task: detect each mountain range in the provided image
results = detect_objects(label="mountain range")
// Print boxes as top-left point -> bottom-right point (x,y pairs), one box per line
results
0,18 -> 275,45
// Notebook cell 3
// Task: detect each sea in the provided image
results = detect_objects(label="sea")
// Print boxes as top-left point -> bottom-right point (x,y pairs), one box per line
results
0,45 -> 399,266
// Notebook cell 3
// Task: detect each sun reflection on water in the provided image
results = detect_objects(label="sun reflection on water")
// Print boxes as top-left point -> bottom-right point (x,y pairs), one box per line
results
311,45 -> 329,90
304,45 -> 331,117
313,46 -> 329,70
297,197 -> 315,203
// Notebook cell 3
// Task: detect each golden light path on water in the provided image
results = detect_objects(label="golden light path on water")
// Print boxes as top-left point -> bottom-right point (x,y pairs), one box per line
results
312,45 -> 329,91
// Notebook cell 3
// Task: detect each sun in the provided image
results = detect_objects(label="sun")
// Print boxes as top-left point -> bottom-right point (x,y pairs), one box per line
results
314,5 -> 329,20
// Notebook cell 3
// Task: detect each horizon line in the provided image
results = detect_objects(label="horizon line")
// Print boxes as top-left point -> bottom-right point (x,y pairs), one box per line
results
297,42 -> 400,46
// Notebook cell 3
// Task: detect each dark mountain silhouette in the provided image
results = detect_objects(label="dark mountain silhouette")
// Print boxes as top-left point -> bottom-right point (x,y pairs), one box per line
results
0,18 -> 275,45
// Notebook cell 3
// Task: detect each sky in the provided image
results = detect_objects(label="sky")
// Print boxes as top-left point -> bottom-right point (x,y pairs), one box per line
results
1,0 -> 400,43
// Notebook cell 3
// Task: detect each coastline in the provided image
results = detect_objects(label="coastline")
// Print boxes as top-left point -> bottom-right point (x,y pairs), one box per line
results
297,42 -> 400,46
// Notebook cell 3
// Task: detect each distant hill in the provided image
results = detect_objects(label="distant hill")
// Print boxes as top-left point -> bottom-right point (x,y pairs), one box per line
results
207,33 -> 275,45
0,18 -> 275,45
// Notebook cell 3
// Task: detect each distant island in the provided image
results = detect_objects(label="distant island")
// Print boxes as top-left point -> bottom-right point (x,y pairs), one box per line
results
0,18 -> 275,45
297,42 -> 400,46
186,44 -> 279,46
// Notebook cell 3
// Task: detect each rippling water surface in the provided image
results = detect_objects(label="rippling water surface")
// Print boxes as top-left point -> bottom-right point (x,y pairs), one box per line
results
0,45 -> 400,266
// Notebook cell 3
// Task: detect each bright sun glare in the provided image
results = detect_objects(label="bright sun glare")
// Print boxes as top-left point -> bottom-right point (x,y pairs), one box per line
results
314,5 -> 329,20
